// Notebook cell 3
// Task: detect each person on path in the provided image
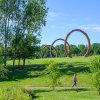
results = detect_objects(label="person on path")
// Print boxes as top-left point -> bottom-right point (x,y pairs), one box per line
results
72,73 -> 77,87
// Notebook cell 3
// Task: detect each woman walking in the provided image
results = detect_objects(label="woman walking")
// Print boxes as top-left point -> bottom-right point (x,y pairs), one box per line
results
72,73 -> 77,87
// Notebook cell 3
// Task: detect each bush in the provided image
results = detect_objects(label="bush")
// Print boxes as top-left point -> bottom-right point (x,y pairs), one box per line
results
0,65 -> 8,79
89,56 -> 100,72
93,71 -> 100,95
45,60 -> 61,90
0,55 -> 8,80
0,87 -> 32,100
89,56 -> 100,95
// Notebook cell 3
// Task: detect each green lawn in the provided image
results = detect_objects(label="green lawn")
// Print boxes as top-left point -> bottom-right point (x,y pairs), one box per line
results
0,87 -> 100,100
0,56 -> 100,100
29,87 -> 100,100
0,56 -> 95,87
7,56 -> 93,65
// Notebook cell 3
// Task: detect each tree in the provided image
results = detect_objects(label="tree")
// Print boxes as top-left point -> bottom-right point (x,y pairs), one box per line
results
0,0 -> 12,67
0,0 -> 24,68
45,61 -> 61,90
21,33 -> 40,68
9,33 -> 40,68
40,45 -> 50,58
0,43 -> 8,80
55,44 -> 66,57
91,43 -> 100,55
89,56 -> 100,95
0,0 -> 47,70
70,44 -> 80,56
78,44 -> 86,56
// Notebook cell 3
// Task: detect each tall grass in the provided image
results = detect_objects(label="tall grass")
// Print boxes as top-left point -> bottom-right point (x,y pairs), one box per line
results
0,87 -> 32,100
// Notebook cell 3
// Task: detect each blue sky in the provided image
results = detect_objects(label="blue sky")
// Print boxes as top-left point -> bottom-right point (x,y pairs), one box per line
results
40,0 -> 100,46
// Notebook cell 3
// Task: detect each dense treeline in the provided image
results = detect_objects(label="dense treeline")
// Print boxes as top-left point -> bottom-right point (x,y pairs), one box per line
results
40,43 -> 100,58
0,42 -> 100,61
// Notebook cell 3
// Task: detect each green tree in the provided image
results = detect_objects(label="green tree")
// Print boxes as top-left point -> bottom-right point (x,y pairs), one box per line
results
55,44 -> 66,57
0,0 -> 13,67
45,61 -> 61,90
91,43 -> 100,55
70,44 -> 80,56
78,44 -> 86,56
21,33 -> 40,68
89,56 -> 100,95
9,33 -> 40,68
0,0 -> 47,70
40,45 -> 50,58
0,43 -> 8,80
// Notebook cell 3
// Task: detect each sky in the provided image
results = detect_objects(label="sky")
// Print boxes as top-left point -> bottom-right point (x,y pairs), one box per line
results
40,0 -> 100,46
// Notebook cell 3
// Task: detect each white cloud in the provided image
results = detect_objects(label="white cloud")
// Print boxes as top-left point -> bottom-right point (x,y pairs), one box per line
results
47,11 -> 60,22
78,25 -> 90,30
78,24 -> 100,32
48,11 -> 58,17
93,27 -> 100,32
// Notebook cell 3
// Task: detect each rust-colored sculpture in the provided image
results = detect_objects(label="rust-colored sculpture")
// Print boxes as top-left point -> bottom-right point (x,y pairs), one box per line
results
40,45 -> 58,58
50,38 -> 70,58
64,29 -> 90,57
42,29 -> 90,58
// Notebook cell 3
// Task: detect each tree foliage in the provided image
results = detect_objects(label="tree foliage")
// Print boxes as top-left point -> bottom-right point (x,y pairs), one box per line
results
89,56 -> 100,95
40,43 -> 100,58
0,0 -> 47,69
45,61 -> 61,90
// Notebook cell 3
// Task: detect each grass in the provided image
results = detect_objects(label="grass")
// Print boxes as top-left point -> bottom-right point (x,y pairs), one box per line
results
0,55 -> 100,99
28,87 -> 100,100
0,56 -> 98,87
0,87 -> 32,100
7,56 -> 93,65
0,86 -> 99,100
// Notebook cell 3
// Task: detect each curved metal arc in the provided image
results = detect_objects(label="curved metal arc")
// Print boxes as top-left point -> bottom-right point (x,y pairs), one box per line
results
65,29 -> 90,57
40,45 -> 58,58
50,38 -> 70,58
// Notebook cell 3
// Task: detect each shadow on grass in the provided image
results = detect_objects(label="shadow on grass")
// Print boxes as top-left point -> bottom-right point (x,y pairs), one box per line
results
24,89 -> 39,100
0,64 -> 46,82
26,87 -> 89,100
0,61 -> 91,82
57,88 -> 89,92
58,62 -> 91,75
34,89 -> 52,93
31,88 -> 89,94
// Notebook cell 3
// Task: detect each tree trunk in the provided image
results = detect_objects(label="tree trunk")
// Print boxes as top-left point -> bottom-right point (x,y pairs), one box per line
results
22,55 -> 26,69
4,4 -> 7,68
18,54 -> 20,68
4,1 -> 9,68
12,47 -> 16,72
12,34 -> 18,72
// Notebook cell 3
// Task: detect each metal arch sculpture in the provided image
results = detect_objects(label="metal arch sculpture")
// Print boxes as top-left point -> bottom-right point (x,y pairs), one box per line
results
64,29 -> 91,57
40,45 -> 58,58
50,38 -> 70,58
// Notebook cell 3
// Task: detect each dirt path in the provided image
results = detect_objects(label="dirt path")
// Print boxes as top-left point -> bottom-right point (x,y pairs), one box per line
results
25,86 -> 91,90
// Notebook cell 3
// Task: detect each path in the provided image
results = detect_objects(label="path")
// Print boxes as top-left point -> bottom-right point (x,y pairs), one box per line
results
24,86 -> 91,90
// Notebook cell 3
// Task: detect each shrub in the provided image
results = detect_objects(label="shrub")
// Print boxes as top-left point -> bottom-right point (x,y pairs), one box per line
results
0,87 -> 32,100
93,71 -> 100,95
0,65 -> 8,79
0,55 -> 8,80
89,56 -> 100,95
89,56 -> 100,72
45,60 -> 61,90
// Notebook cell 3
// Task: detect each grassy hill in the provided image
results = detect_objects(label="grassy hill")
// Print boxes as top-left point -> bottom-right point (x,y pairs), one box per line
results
7,56 -> 93,65
0,56 -> 99,87
0,55 -> 100,100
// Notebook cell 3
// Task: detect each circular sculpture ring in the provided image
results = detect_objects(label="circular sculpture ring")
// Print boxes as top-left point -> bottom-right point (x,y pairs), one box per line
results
50,38 -> 70,58
40,45 -> 58,58
64,29 -> 91,57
